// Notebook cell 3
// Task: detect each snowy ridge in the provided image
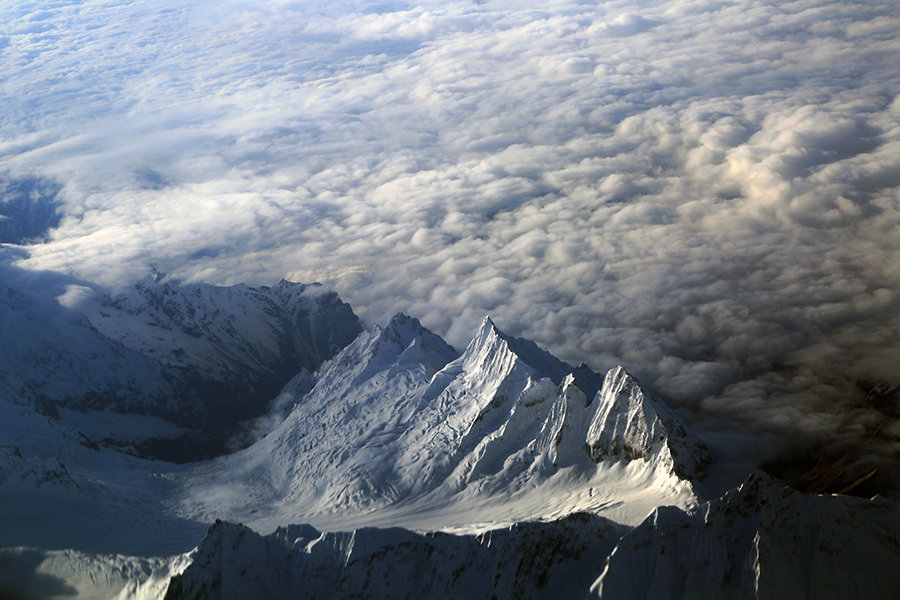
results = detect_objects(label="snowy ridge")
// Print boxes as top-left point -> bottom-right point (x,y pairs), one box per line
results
258,313 -> 460,509
0,283 -> 177,417
462,316 -> 575,386
89,277 -> 361,387
0,276 -> 361,459
181,315 -> 710,531
164,514 -> 628,600
592,474 -> 900,599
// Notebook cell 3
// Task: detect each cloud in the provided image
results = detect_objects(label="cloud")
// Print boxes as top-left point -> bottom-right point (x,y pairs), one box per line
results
0,0 -> 899,492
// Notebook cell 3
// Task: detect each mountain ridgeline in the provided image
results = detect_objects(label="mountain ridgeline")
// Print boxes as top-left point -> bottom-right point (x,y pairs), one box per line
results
166,313 -> 900,600
1,279 -> 898,600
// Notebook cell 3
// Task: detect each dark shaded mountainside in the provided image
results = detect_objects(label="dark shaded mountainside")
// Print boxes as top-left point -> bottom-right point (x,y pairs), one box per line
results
165,475 -> 900,600
0,275 -> 361,460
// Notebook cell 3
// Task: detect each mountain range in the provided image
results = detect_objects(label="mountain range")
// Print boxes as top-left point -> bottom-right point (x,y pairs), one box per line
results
0,278 -> 897,599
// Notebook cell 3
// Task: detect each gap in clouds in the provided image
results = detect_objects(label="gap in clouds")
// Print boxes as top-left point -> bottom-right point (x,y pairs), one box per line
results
0,176 -> 63,244
0,0 -> 899,495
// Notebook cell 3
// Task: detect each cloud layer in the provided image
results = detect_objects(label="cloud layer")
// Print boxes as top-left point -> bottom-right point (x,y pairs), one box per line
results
1,0 -> 899,491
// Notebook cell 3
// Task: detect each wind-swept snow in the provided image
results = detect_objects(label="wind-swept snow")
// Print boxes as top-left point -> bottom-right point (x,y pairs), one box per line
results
178,315 -> 712,532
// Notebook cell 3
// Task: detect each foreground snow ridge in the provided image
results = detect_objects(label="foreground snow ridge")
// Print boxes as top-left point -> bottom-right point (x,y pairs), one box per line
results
166,514 -> 629,600
166,475 -> 900,600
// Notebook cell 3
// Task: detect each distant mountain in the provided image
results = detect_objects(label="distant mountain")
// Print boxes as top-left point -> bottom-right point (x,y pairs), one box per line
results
0,276 -> 361,460
89,277 -> 360,390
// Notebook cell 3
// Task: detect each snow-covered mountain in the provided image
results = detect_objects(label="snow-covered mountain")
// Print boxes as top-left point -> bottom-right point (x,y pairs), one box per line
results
178,315 -> 712,532
0,282 -> 176,418
86,277 -> 361,398
1,299 -> 898,600
592,473 -> 900,599
0,275 -> 361,459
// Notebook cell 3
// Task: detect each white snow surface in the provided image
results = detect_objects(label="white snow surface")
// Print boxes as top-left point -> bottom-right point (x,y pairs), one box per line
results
82,277 -> 360,385
177,315 -> 712,533
0,547 -> 192,600
0,282 -> 176,415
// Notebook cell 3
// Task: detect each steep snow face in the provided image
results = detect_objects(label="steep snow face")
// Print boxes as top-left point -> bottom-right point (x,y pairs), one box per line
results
390,316 -> 579,495
203,314 -> 462,517
586,366 -> 711,481
181,316 -> 710,531
164,514 -> 628,600
592,474 -> 900,600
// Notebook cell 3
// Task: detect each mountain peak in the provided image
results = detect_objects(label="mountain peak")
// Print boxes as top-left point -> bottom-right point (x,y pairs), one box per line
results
274,278 -> 307,290
462,317 -> 573,386
585,366 -> 712,481
378,313 -> 429,347
327,314 -> 458,384
388,312 -> 417,328
468,314 -> 499,346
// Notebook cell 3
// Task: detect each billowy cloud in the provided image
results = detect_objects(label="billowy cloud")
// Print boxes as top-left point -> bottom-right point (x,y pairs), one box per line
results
1,0 -> 899,491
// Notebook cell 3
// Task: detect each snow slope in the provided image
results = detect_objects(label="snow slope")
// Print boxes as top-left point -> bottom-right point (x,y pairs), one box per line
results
179,315 -> 713,532
0,547 -> 191,600
0,283 -> 177,417
84,277 -> 361,401
592,474 -> 900,599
